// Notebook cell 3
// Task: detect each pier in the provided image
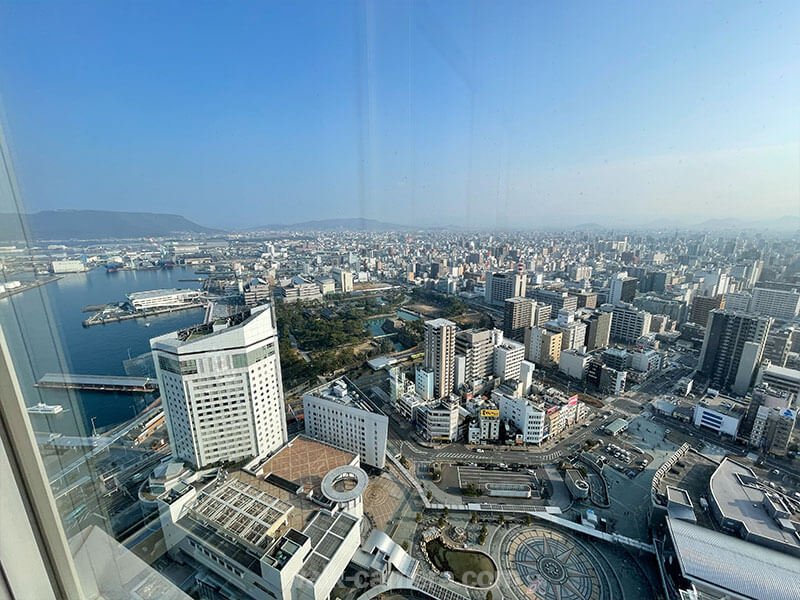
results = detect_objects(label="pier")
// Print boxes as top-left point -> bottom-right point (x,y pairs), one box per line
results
36,373 -> 158,393
82,302 -> 204,327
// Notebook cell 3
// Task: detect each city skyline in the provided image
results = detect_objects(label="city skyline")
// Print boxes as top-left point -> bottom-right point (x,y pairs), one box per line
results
1,1 -> 798,229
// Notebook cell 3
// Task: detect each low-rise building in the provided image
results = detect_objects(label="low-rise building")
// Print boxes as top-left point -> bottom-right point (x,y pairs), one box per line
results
129,288 -> 201,310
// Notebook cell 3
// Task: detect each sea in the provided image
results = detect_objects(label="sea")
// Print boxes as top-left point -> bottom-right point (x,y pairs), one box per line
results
0,266 -> 205,437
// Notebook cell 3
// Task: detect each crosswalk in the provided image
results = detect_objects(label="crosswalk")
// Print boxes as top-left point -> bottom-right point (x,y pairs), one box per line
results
434,452 -> 477,460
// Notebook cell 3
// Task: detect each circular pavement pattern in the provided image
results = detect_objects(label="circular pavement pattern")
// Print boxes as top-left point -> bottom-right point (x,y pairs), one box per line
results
504,528 -> 607,600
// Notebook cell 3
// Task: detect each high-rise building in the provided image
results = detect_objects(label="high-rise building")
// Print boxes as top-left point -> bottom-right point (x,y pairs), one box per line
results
609,303 -> 652,345
691,295 -> 725,327
569,290 -> 597,309
524,326 -> 562,366
529,289 -> 578,314
424,318 -> 457,399
751,285 -> 800,321
503,297 -> 533,341
331,267 -> 354,293
455,328 -> 494,382
485,271 -> 526,306
579,308 -> 612,350
151,305 -> 287,469
762,327 -> 797,367
303,377 -> 389,468
609,272 -> 638,305
493,340 -> 525,381
545,309 -> 587,351
699,310 -> 772,393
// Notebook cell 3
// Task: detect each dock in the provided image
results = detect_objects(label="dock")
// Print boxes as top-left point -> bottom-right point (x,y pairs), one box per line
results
82,302 -> 204,327
36,373 -> 158,393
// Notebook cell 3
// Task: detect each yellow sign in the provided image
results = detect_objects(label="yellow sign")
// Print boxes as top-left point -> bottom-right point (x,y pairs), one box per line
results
480,409 -> 499,418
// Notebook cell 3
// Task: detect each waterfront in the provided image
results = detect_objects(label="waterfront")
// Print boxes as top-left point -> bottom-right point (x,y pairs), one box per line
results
0,267 -> 204,434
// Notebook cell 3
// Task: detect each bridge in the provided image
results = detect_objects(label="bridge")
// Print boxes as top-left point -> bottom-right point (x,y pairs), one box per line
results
36,373 -> 158,393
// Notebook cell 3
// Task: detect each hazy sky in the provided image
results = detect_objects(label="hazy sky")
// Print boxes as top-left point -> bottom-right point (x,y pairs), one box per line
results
1,1 -> 798,229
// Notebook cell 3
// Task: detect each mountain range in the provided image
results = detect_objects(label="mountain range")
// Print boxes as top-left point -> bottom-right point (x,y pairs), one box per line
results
0,210 -> 219,241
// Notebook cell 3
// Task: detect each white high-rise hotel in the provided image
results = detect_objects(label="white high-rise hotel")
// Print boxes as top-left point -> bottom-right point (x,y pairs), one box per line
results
151,305 -> 287,469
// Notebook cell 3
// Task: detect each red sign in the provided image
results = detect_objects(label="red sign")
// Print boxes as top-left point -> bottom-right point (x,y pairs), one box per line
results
568,395 -> 579,406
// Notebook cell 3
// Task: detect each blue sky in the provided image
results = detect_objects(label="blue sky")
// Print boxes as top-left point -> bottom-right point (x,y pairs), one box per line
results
1,1 -> 798,229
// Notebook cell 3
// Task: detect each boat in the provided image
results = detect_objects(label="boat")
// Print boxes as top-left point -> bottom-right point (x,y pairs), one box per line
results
27,402 -> 64,415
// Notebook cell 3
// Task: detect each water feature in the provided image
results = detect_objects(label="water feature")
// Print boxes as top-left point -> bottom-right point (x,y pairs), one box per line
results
0,266 -> 204,433
423,537 -> 496,588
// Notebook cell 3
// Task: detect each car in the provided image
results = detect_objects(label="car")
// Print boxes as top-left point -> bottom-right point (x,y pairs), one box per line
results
475,448 -> 485,453
772,469 -> 780,475
665,429 -> 671,434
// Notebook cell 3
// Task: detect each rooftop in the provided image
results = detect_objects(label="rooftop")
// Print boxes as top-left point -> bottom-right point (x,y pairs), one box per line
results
304,376 -> 383,415
254,435 -> 357,499
128,288 -> 198,300
709,458 -> 800,553
425,317 -> 456,328
668,516 -> 800,600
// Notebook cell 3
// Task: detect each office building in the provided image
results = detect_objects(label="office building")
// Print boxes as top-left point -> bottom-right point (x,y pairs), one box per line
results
751,285 -> 800,321
151,305 -> 287,469
692,396 -> 743,437
742,384 -> 794,441
495,391 -> 547,445
493,339 -> 525,381
416,398 -> 460,442
609,272 -> 638,304
414,366 -> 435,401
484,271 -> 526,306
331,268 -> 354,293
579,308 -> 612,350
723,292 -> 752,312
524,326 -> 562,366
569,290 -> 597,309
545,309 -> 587,351
610,303 -> 652,345
503,297 -> 533,341
529,288 -> 578,314
424,318 -> 457,399
559,348 -> 591,380
755,363 -> 800,397
303,377 -> 388,468
690,294 -> 725,327
699,310 -> 772,393
454,328 -> 494,382
762,327 -> 797,367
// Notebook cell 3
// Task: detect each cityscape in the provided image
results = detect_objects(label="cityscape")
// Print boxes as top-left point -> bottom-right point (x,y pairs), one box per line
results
1,2 -> 799,600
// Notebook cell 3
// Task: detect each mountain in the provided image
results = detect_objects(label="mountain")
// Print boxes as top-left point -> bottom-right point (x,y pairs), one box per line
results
0,210 -> 220,241
250,217 -> 412,232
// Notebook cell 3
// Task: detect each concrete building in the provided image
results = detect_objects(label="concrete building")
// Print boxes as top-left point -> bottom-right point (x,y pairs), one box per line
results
708,458 -> 800,557
503,297 -> 533,341
751,285 -> 800,321
129,288 -> 201,310
559,348 -> 590,380
742,384 -> 793,441
424,318 -> 457,399
414,366 -> 435,401
154,437 -> 364,600
609,272 -> 638,304
630,348 -> 662,374
529,288 -> 578,315
485,271 -> 526,306
755,363 -> 800,397
610,303 -> 652,345
151,305 -> 287,469
693,396 -> 743,437
569,290 -> 597,309
396,391 -> 426,422
303,377 -> 388,469
545,309 -> 587,351
722,291 -> 752,312
277,282 -> 323,303
495,391 -> 547,445
524,326 -> 562,366
699,310 -> 772,393
690,294 -> 725,327
455,328 -> 494,383
578,308 -> 612,351
493,339 -> 525,382
331,268 -> 354,293
751,404 -> 797,456
417,398 -> 460,442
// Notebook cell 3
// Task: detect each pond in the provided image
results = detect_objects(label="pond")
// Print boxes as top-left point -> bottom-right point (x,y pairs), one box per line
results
396,308 -> 420,321
424,537 -> 496,588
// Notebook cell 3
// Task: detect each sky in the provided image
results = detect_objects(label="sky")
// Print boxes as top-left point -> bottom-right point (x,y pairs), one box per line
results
1,0 -> 798,229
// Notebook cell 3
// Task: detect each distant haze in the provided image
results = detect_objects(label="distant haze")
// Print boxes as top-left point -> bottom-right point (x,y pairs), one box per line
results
1,2 -> 797,228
